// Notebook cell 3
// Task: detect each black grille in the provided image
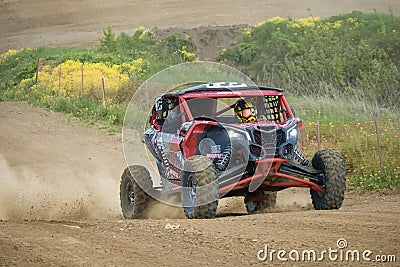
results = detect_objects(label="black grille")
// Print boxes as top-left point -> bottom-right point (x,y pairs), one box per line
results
250,144 -> 263,158
276,129 -> 285,146
248,126 -> 286,158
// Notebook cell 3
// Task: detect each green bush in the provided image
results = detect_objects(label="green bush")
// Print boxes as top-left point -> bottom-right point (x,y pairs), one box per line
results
98,26 -> 198,70
219,11 -> 400,107
0,48 -> 37,92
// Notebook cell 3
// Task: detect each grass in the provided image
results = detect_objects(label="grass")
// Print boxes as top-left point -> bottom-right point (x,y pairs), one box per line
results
16,85 -> 127,133
286,94 -> 399,124
348,170 -> 399,191
289,94 -> 400,191
281,92 -> 400,191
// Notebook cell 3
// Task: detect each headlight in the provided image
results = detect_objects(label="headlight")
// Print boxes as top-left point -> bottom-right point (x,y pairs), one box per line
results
288,128 -> 298,139
287,127 -> 298,141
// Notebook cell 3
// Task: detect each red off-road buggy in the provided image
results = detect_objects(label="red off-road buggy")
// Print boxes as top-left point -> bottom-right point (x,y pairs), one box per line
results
120,82 -> 346,219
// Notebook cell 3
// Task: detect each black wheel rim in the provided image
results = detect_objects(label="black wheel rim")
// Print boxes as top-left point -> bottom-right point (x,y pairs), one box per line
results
188,176 -> 197,205
183,174 -> 196,214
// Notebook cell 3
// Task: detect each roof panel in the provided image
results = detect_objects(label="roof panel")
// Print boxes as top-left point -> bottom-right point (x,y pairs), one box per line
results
162,82 -> 283,98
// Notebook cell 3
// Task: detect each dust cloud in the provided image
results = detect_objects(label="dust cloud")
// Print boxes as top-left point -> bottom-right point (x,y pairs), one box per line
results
146,202 -> 185,219
0,154 -> 120,220
217,189 -> 313,216
0,150 -> 312,220
276,188 -> 313,211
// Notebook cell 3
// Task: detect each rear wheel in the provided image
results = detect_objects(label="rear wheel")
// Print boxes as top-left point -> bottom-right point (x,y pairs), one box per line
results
310,149 -> 346,210
245,191 -> 277,214
181,155 -> 218,219
120,165 -> 154,219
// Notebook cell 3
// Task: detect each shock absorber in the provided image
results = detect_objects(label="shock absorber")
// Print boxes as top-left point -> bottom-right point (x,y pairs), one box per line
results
294,147 -> 309,166
216,144 -> 232,171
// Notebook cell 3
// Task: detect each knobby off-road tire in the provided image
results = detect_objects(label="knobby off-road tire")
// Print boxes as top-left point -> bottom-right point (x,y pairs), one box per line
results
245,191 -> 277,214
311,148 -> 346,210
181,155 -> 219,219
120,165 -> 154,219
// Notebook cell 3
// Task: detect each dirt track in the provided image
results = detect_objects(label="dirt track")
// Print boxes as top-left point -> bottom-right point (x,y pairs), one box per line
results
1,0 -> 400,266
0,98 -> 399,267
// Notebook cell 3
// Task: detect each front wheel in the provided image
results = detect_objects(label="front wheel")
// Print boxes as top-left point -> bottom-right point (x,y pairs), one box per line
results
181,155 -> 219,219
120,165 -> 154,219
310,149 -> 346,210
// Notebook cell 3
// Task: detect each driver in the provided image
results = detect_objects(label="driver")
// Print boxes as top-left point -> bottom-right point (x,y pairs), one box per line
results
234,99 -> 257,123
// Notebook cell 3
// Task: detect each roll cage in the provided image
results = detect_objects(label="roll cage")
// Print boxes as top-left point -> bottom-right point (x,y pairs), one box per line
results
149,84 -> 296,127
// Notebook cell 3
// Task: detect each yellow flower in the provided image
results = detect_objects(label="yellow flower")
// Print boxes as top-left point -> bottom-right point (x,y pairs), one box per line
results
129,58 -> 149,78
33,60 -> 130,102
0,49 -> 20,61
332,20 -> 342,29
291,22 -> 300,28
266,16 -> 286,24
244,27 -> 252,36
297,17 -> 321,27
181,49 -> 198,61
139,28 -> 155,39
